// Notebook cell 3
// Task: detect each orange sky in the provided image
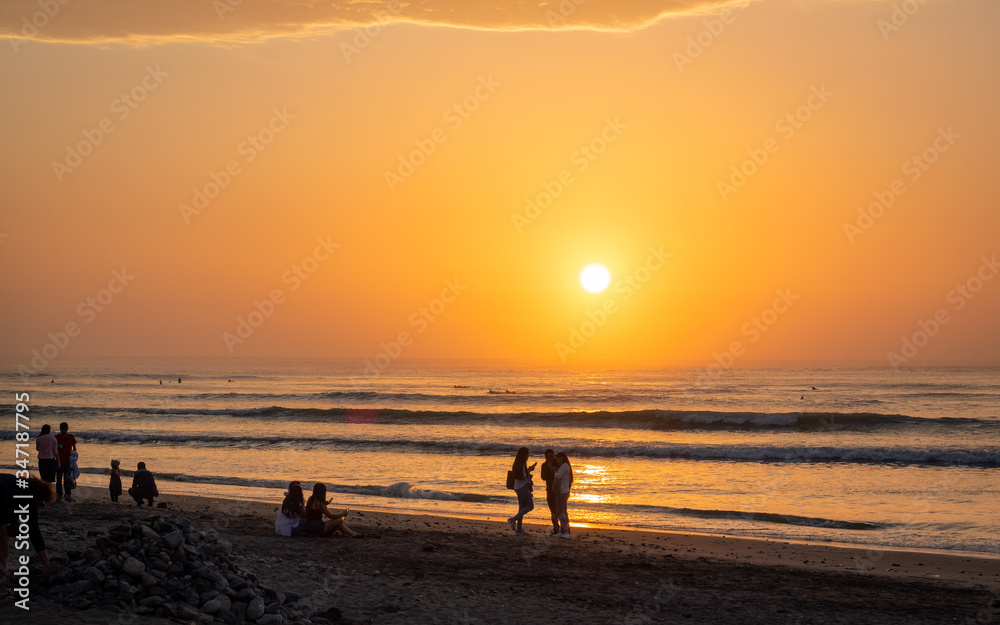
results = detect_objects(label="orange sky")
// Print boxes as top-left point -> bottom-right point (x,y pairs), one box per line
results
1,0 -> 998,366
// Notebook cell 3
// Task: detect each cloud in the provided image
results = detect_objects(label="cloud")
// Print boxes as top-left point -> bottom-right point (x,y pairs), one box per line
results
1,0 -> 746,47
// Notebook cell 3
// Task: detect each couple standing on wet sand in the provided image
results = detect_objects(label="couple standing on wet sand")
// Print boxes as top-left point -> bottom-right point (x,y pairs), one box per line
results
507,447 -> 573,538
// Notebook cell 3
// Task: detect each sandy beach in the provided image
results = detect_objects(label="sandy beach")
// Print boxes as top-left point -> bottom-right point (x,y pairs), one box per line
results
3,485 -> 997,624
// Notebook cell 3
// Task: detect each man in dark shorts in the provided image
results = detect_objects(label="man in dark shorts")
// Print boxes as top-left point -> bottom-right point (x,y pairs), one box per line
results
0,474 -> 53,598
128,462 -> 159,507
54,422 -> 77,502
540,449 -> 560,535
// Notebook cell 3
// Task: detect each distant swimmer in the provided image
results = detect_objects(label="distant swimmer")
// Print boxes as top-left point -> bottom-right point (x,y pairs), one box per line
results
159,380 -> 162,385
50,379 -> 54,384
228,379 -> 233,383
505,390 -> 516,394
812,387 -> 817,390
178,377 -> 182,384
454,385 -> 469,389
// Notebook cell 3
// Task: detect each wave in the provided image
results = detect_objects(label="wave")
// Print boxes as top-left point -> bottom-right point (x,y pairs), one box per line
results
8,430 -> 997,466
24,404 -> 998,432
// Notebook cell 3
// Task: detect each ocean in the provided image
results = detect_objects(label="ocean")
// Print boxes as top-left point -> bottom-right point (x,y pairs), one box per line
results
3,358 -> 998,556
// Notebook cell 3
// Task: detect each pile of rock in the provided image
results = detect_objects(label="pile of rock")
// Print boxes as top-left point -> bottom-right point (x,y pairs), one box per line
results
46,515 -> 330,624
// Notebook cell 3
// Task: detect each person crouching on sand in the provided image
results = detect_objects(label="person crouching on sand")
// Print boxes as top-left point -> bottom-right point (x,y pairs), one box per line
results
0,474 -> 54,599
128,462 -> 159,507
275,481 -> 308,536
553,452 -> 574,538
507,447 -> 536,534
305,483 -> 360,537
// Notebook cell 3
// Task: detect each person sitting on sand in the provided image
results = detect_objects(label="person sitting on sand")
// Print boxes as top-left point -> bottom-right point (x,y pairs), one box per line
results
275,481 -> 308,536
128,461 -> 159,507
305,483 -> 360,537
507,447 -> 536,535
0,474 -> 54,599
553,452 -> 574,539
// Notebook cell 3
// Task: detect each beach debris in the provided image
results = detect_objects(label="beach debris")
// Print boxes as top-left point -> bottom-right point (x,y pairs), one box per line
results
43,515 -> 329,624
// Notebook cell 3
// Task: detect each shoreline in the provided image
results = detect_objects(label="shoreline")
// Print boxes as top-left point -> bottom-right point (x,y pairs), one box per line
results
6,485 -> 998,624
55,473 -> 1000,561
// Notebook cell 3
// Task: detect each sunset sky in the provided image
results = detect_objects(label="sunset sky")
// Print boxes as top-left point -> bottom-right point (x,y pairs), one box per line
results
1,0 -> 998,365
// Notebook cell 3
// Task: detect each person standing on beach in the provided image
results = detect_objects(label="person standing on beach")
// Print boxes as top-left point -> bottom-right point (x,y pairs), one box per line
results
35,424 -> 59,484
128,462 -> 159,507
54,422 -> 77,502
540,449 -> 560,535
0,474 -> 54,597
507,447 -> 536,534
553,452 -> 574,538
109,459 -> 122,504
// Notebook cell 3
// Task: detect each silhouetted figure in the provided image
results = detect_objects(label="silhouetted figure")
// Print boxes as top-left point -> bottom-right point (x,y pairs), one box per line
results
540,449 -> 560,535
177,377 -> 181,384
507,447 -> 536,534
128,462 -> 159,507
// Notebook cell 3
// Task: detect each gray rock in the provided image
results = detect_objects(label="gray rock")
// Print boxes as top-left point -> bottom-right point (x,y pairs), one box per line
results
201,598 -> 222,615
216,540 -> 233,554
217,594 -> 232,611
162,530 -> 184,549
236,588 -> 257,603
232,601 -> 248,620
141,525 -> 160,542
83,567 -> 106,586
179,605 -> 200,620
139,595 -> 166,608
257,614 -> 285,625
142,573 -> 159,588
247,596 -> 265,621
64,579 -> 94,596
122,556 -> 145,577
217,608 -> 237,624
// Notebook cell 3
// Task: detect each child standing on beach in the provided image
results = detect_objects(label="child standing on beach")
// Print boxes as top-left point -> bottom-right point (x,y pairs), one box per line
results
109,459 -> 122,504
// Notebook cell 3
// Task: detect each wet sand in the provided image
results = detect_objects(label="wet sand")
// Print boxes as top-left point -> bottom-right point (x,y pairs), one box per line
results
4,485 -> 998,624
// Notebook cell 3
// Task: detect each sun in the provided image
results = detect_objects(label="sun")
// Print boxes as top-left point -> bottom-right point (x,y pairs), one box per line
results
580,264 -> 611,293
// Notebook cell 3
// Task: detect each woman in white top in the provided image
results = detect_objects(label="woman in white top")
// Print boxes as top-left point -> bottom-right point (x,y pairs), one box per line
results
553,452 -> 573,538
507,447 -> 536,534
274,481 -> 307,536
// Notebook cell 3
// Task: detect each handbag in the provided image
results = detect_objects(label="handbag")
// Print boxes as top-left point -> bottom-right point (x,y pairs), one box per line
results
505,470 -> 515,490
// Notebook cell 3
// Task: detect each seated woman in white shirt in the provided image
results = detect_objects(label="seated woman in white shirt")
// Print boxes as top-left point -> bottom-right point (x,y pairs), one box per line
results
274,481 -> 307,537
